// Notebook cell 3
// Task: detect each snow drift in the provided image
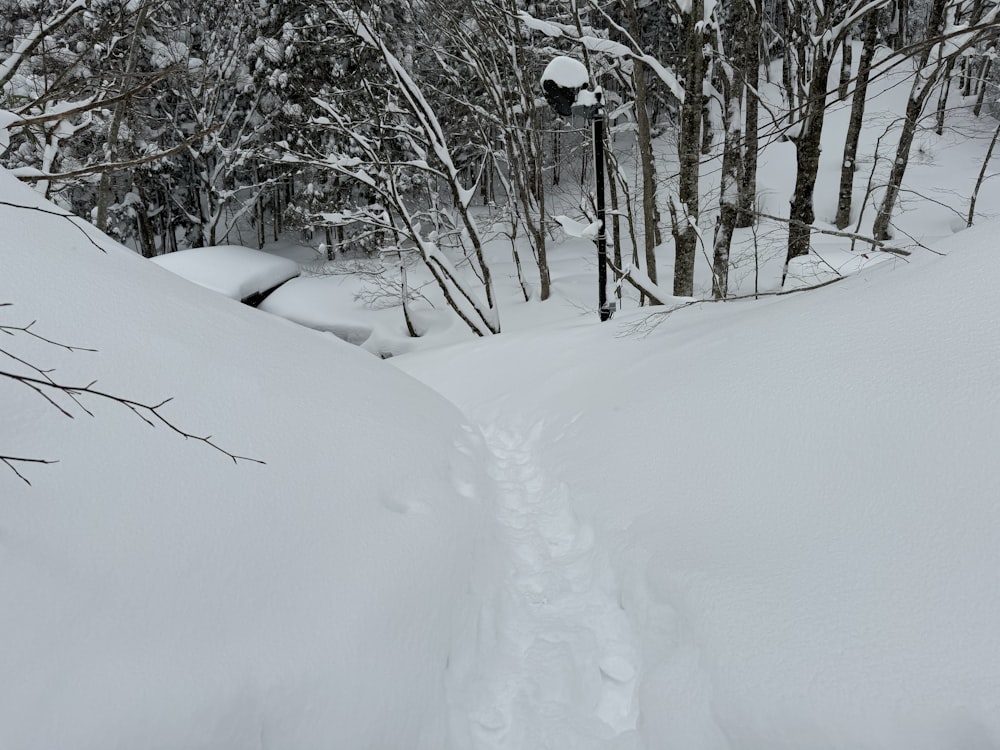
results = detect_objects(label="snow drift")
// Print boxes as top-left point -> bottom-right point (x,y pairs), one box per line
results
0,170 -> 489,750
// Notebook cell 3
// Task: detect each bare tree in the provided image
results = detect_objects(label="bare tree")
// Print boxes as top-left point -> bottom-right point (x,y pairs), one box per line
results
286,3 -> 500,336
872,0 -> 1000,239
783,0 -> 888,279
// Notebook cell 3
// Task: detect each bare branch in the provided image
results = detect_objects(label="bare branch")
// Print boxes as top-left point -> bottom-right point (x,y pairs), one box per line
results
0,456 -> 58,486
12,128 -> 218,183
756,212 -> 913,256
0,315 -> 97,352
0,201 -> 108,253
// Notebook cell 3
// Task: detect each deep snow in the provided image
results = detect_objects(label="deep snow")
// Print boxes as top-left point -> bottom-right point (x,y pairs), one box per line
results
397,227 -> 1000,748
0,170 -> 489,750
3,37 -> 1000,750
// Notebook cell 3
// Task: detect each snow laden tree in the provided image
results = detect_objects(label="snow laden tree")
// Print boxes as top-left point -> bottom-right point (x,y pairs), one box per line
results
249,0 -> 398,255
282,3 -> 500,336
0,0 -> 175,207
781,0 -> 888,280
0,0 -> 269,254
138,1 -> 274,251
458,0 -> 556,302
517,3 -> 684,297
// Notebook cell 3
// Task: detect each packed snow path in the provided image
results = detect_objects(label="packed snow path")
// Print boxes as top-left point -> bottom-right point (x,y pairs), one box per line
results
449,420 -> 642,750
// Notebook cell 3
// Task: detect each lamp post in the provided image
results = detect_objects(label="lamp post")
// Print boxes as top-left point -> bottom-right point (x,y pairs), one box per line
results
541,56 -> 613,322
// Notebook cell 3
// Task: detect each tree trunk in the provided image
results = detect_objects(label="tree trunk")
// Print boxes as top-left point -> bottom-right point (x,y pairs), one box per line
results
834,14 -> 878,229
872,80 -> 938,239
785,52 -> 832,270
934,58 -> 956,135
838,35 -> 854,100
736,0 -> 762,227
973,57 -> 993,116
627,0 -> 660,284
712,0 -> 747,298
674,0 -> 706,297
713,94 -> 742,298
967,116 -> 1000,226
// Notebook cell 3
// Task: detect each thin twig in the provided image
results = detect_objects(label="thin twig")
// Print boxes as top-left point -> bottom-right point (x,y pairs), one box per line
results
1,316 -> 97,352
756,211 -> 913,256
0,456 -> 58,486
1,370 -> 265,466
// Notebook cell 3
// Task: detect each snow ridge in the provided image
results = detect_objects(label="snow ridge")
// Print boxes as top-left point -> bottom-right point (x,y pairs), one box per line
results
450,420 -> 641,750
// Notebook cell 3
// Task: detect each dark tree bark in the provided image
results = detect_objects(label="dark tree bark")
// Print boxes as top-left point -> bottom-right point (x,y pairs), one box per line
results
785,46 -> 833,267
736,0 -> 762,227
674,0 -> 707,297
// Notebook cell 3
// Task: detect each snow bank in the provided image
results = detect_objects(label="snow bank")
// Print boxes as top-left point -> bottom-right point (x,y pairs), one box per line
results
150,244 -> 300,301
0,170 -> 489,750
259,275 -> 375,346
396,228 -> 1000,749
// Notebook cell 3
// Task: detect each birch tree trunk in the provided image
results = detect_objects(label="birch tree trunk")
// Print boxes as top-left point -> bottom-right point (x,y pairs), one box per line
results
835,13 -> 878,229
627,0 -> 661,284
712,0 -> 747,298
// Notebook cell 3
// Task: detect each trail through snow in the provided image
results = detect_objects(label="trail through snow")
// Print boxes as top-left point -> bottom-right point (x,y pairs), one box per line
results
449,419 -> 643,750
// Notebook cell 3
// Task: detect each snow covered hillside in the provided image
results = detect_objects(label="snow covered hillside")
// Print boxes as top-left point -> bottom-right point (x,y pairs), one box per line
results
0,169 -> 490,750
396,229 -> 1000,748
5,150 -> 998,748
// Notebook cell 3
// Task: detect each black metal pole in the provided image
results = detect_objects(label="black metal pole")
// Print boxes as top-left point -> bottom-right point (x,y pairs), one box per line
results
593,93 -> 610,321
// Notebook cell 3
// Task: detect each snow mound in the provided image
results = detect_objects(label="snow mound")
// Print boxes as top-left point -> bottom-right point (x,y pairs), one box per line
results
0,170 -> 488,750
150,244 -> 300,301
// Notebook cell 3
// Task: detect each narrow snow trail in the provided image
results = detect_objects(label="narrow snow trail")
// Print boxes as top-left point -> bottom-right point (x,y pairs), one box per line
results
449,419 -> 643,750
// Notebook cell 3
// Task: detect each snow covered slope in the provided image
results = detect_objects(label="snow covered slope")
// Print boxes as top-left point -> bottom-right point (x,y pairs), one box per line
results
0,170 -> 488,750
396,232 -> 1000,749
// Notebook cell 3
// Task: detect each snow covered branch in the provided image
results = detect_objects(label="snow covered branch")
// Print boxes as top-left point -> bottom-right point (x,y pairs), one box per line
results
516,10 -> 685,101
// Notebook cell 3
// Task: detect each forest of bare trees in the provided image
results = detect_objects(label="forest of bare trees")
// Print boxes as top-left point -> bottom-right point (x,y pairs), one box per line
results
2,0 -> 998,333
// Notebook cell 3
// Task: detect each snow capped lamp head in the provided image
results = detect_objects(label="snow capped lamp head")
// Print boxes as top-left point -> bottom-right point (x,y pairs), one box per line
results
540,57 -> 590,117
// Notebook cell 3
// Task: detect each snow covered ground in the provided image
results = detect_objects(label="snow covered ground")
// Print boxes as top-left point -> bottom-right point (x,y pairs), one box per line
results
397,225 -> 1000,748
3,45 -> 1000,750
